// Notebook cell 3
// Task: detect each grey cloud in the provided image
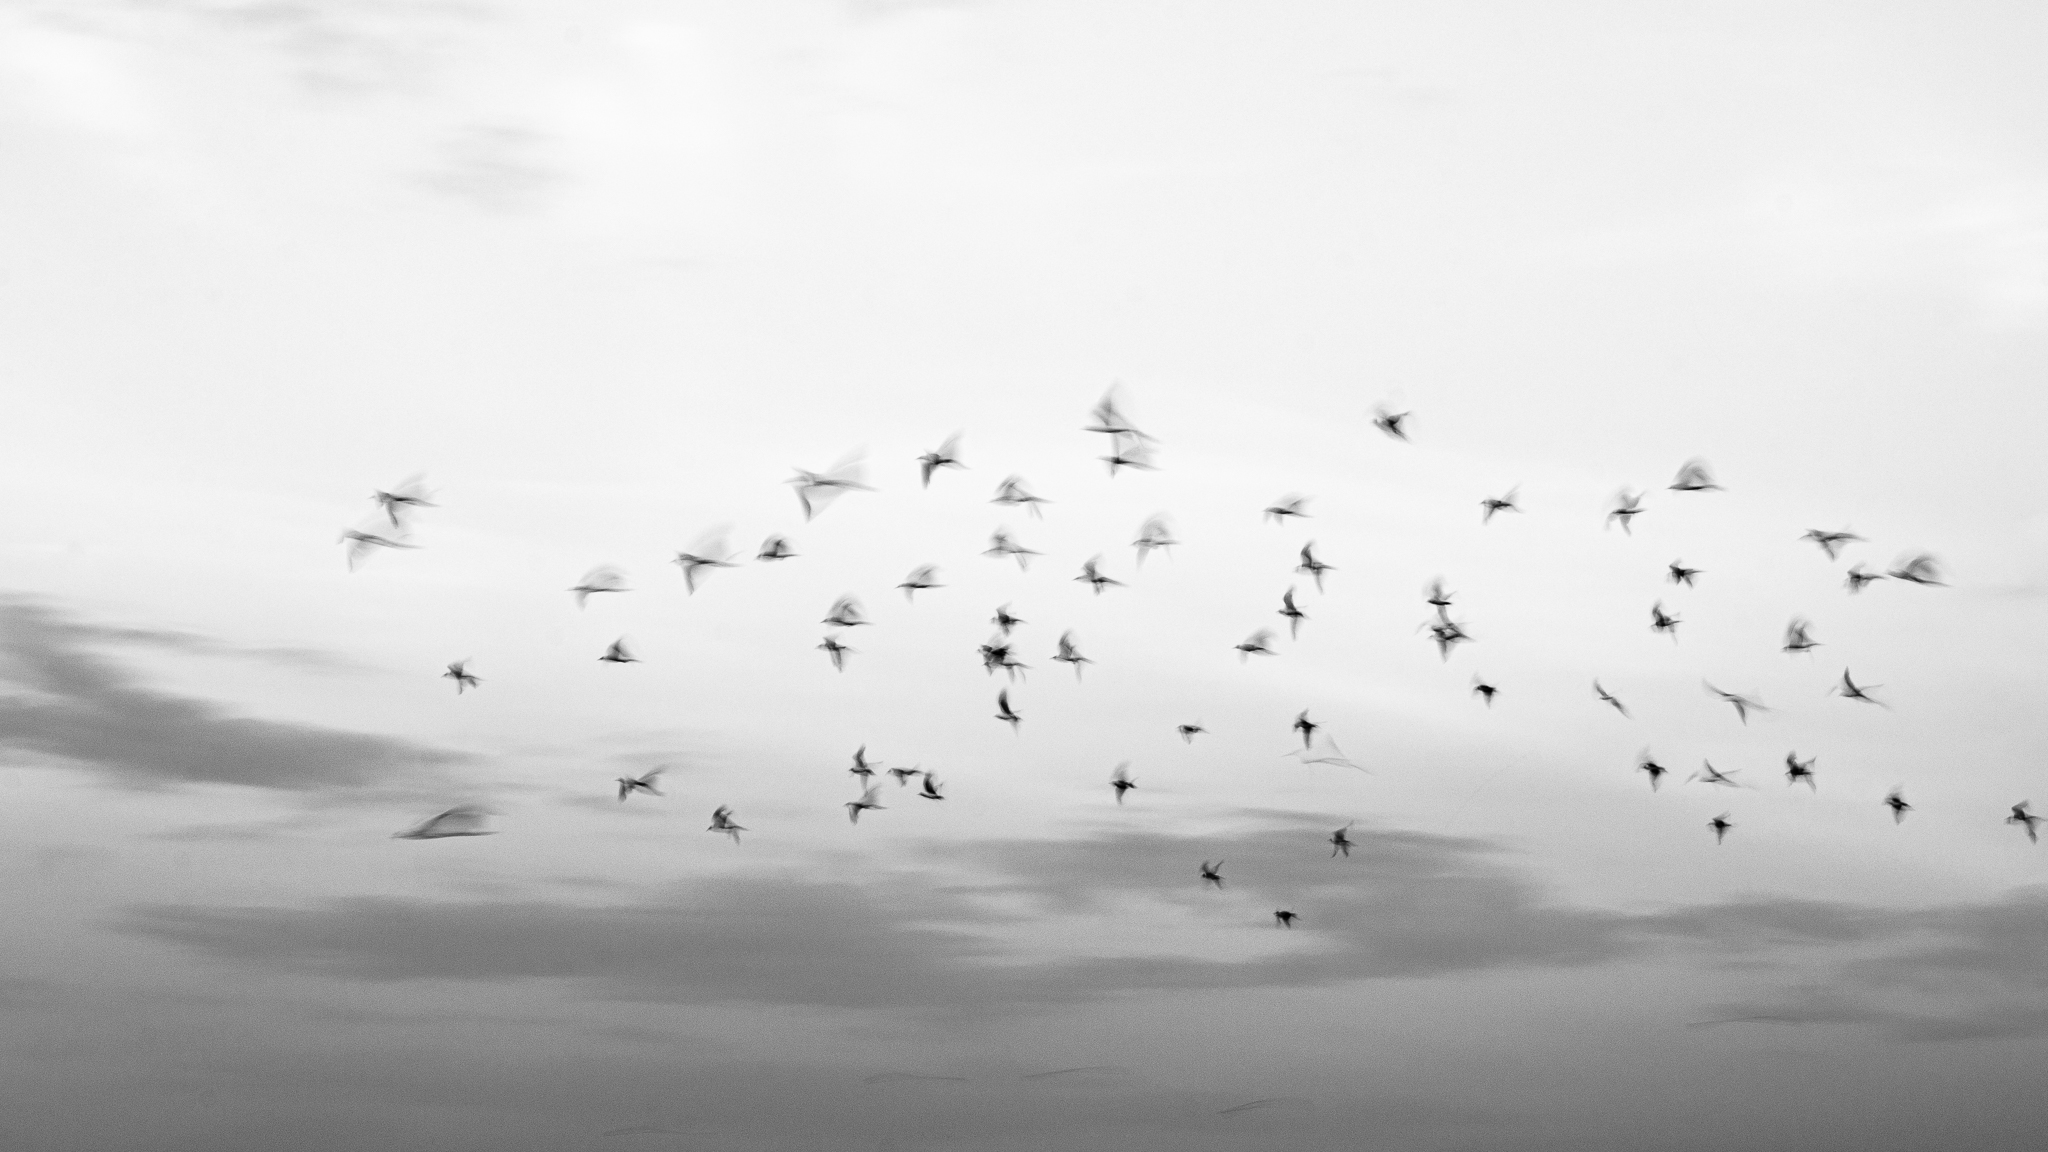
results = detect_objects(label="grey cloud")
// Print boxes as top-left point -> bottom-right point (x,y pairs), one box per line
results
0,598 -> 466,791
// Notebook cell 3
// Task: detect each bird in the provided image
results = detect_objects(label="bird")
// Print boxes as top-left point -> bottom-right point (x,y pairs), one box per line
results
1781,617 -> 1820,655
1636,750 -> 1668,790
917,772 -> 944,801
1426,619 -> 1472,661
1372,404 -> 1410,441
994,689 -> 1021,732
849,746 -> 878,784
983,528 -> 1040,570
707,806 -> 744,843
617,767 -> 665,801
442,660 -> 480,693
1471,676 -> 1498,707
1074,556 -> 1123,594
1329,823 -> 1354,858
1423,577 -> 1455,617
393,806 -> 495,839
1284,736 -> 1363,771
1606,489 -> 1645,534
887,766 -> 921,787
1263,495 -> 1310,524
370,475 -> 435,527
1101,434 -> 1158,476
818,636 -> 854,671
1132,515 -> 1178,566
756,535 -> 797,562
1667,560 -> 1701,587
979,636 -> 1029,682
1110,763 -> 1136,803
1274,909 -> 1300,928
1292,710 -> 1318,748
1802,528 -> 1864,560
1480,487 -> 1520,523
1668,458 -> 1722,492
672,535 -> 737,593
1784,753 -> 1817,790
822,596 -> 868,628
1884,789 -> 1912,824
1594,680 -> 1630,717
1295,542 -> 1334,591
339,528 -> 418,570
1235,630 -> 1277,661
789,455 -> 873,520
598,638 -> 638,664
1052,631 -> 1092,679
1177,723 -> 1207,743
1690,761 -> 1742,788
1833,669 -> 1884,706
846,787 -> 884,824
917,433 -> 964,487
1708,814 -> 1734,843
990,604 -> 1025,635
1703,681 -> 1767,723
1650,601 -> 1681,638
1887,553 -> 1946,586
898,565 -> 943,601
2007,802 -> 2042,843
1844,563 -> 1884,593
1278,587 -> 1307,639
991,475 -> 1050,518
1084,388 -> 1155,441
1199,860 -> 1225,888
569,566 -> 629,608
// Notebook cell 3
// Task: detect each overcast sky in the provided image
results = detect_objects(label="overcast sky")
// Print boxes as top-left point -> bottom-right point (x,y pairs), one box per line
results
3,1 -> 2046,1149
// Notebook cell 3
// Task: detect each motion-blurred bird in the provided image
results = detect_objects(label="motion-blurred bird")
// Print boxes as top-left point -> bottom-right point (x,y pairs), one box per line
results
846,787 -> 884,824
1052,631 -> 1092,679
598,638 -> 638,664
1284,736 -> 1362,771
1427,620 -> 1472,661
1606,489 -> 1645,534
1668,458 -> 1722,492
2008,802 -> 2043,843
1084,388 -> 1155,441
1784,753 -> 1817,790
1199,860 -> 1225,888
1833,669 -> 1884,706
1480,487 -> 1520,524
1884,789 -> 1912,823
393,806 -> 495,839
340,528 -> 418,570
1424,578 -> 1455,617
1844,563 -> 1884,593
918,772 -> 945,801
1595,680 -> 1630,717
1263,495 -> 1310,524
756,535 -> 797,562
898,565 -> 943,601
617,768 -> 664,801
1709,814 -> 1734,843
1101,434 -> 1158,476
1471,676 -> 1498,707
1802,529 -> 1863,560
1372,405 -> 1410,441
789,455 -> 873,520
1704,681 -> 1767,723
917,434 -> 965,487
1329,823 -> 1354,858
1274,909 -> 1300,928
1887,553 -> 1946,586
1667,560 -> 1701,587
1292,710 -> 1318,748
1178,723 -> 1207,743
672,534 -> 737,593
1278,587 -> 1307,639
1237,628 -> 1278,660
983,528 -> 1039,570
707,806 -> 744,843
1133,515 -> 1178,565
1110,763 -> 1136,804
1295,542 -> 1334,591
1637,750 -> 1668,790
1075,556 -> 1122,594
995,689 -> 1021,732
818,635 -> 853,671
992,475 -> 1050,519
1690,761 -> 1742,788
569,566 -> 629,608
370,475 -> 436,527
1782,617 -> 1820,655
443,660 -> 480,693
823,595 -> 868,628
1650,602 -> 1681,639
990,604 -> 1025,635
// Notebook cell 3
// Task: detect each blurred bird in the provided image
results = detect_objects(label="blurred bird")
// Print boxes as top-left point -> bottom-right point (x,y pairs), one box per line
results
1075,556 -> 1123,594
2007,802 -> 2043,843
1606,489 -> 1645,534
617,768 -> 664,801
992,475 -> 1050,519
1427,619 -> 1472,661
823,595 -> 868,628
1424,578 -> 1455,617
1782,617 -> 1820,655
756,535 -> 797,562
1703,681 -> 1767,724
1274,909 -> 1300,928
1887,553 -> 1946,586
1278,587 -> 1307,639
1237,629 -> 1277,660
443,660 -> 480,693
598,638 -> 638,664
990,604 -> 1025,635
1284,736 -> 1362,771
918,772 -> 945,801
789,455 -> 873,520
1480,487 -> 1520,523
898,565 -> 943,601
1133,515 -> 1178,566
918,433 -> 965,487
1595,680 -> 1630,717
1667,560 -> 1701,587
707,806 -> 744,843
1292,710 -> 1318,748
1884,789 -> 1912,824
1110,763 -> 1136,804
818,635 -> 853,671
1372,405 -> 1410,441
1802,529 -> 1863,560
1177,723 -> 1207,743
1650,602 -> 1681,639
394,806 -> 495,839
1668,458 -> 1722,492
1263,495 -> 1311,524
1101,434 -> 1158,476
1637,750 -> 1668,790
1295,542 -> 1334,591
569,566 -> 629,608
983,528 -> 1039,570
888,766 -> 920,787
1784,753 -> 1817,790
370,475 -> 436,527
1690,761 -> 1742,788
1199,860 -> 1225,888
1471,676 -> 1498,707
1052,631 -> 1093,679
1329,823 -> 1355,858
1084,388 -> 1155,441
672,533 -> 736,593
1833,669 -> 1884,706
1709,814 -> 1734,843
846,787 -> 884,824
995,689 -> 1022,732
340,528 -> 417,570
1844,563 -> 1884,593
849,746 -> 878,783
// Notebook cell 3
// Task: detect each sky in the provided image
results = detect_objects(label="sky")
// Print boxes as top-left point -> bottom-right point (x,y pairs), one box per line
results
2,1 -> 2046,1148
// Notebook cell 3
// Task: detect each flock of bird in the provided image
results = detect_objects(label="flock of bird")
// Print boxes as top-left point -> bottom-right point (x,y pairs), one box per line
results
352,389 -> 2029,944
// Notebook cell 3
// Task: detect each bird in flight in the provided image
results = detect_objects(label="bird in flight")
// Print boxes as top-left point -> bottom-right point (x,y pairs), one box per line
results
1784,753 -> 1817,790
817,635 -> 853,671
339,528 -> 418,570
918,772 -> 945,801
1606,489 -> 1645,534
1594,680 -> 1629,717
1295,542 -> 1334,591
1636,750 -> 1668,790
1844,563 -> 1884,593
978,636 -> 1025,680
898,565 -> 943,601
393,805 -> 495,839
1084,387 -> 1155,442
1802,529 -> 1863,561
1708,813 -> 1734,844
756,535 -> 797,562
1668,458 -> 1723,492
1667,560 -> 1701,588
1650,602 -> 1681,639
1101,434 -> 1158,476
848,746 -> 878,785
1833,669 -> 1884,706
1133,515 -> 1178,565
1424,577 -> 1455,618
990,604 -> 1025,635
1426,619 -> 1472,661
917,433 -> 965,488
569,566 -> 629,608
983,528 -> 1040,570
991,475 -> 1050,519
1274,909 -> 1300,928
598,638 -> 639,664
370,475 -> 436,527
1284,735 -> 1363,771
1471,676 -> 1499,707
1199,860 -> 1225,889
1887,553 -> 1946,586
1278,587 -> 1307,639
1480,487 -> 1520,524
1263,494 -> 1311,524
822,595 -> 868,629
1110,763 -> 1136,804
1781,617 -> 1820,655
1052,631 -> 1093,679
789,455 -> 873,520
1075,556 -> 1123,594
887,766 -> 921,787
1884,789 -> 1912,824
1372,404 -> 1410,441
1177,723 -> 1207,743
1703,681 -> 1767,723
1690,761 -> 1743,788
1236,629 -> 1277,661
1292,710 -> 1318,748
707,806 -> 745,843
617,767 -> 665,801
846,786 -> 884,824
1329,823 -> 1355,857
995,689 -> 1021,733
2007,802 -> 2043,843
443,660 -> 480,693
672,533 -> 737,594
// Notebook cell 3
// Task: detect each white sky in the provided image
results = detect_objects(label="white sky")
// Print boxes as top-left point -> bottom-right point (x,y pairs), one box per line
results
2,1 -> 2046,1149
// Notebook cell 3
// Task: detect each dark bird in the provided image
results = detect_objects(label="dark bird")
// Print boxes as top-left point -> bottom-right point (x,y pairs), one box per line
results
1471,676 -> 1498,707
1274,909 -> 1300,928
898,565 -> 943,601
1101,434 -> 1158,476
1426,619 -> 1471,661
370,474 -> 436,527
598,637 -> 639,664
978,636 -> 1016,677
617,767 -> 665,801
1199,860 -> 1224,888
569,565 -> 629,608
917,433 -> 965,487
789,455 -> 873,521
340,528 -> 418,570
1084,387 -> 1155,441
1052,631 -> 1093,679
756,535 -> 797,562
1133,515 -> 1178,566
1480,486 -> 1520,524
1110,763 -> 1136,804
2007,801 -> 2043,843
1075,556 -> 1123,594
672,534 -> 737,593
443,660 -> 480,693
1667,560 -> 1701,587
1668,458 -> 1722,492
1424,577 -> 1455,617
1784,753 -> 1817,790
995,689 -> 1021,732
1278,587 -> 1307,639
849,746 -> 878,783
1690,761 -> 1743,789
1650,602 -> 1681,639
1637,750 -> 1668,790
983,528 -> 1040,570
823,595 -> 868,628
1292,709 -> 1319,748
1708,813 -> 1734,843
1177,723 -> 1207,743
1884,789 -> 1912,824
1782,617 -> 1820,655
990,604 -> 1025,635
918,772 -> 945,801
1833,668 -> 1884,706
887,766 -> 920,787
1295,542 -> 1334,591
1236,629 -> 1277,660
1606,489 -> 1645,534
1703,681 -> 1767,723
1802,529 -> 1863,560
1594,680 -> 1630,717
1263,494 -> 1311,524
708,806 -> 745,843
393,805 -> 495,839
992,475 -> 1050,519
846,786 -> 884,824
1372,404 -> 1410,441
1844,563 -> 1884,593
818,635 -> 854,671
1887,553 -> 1946,586
1329,823 -> 1354,858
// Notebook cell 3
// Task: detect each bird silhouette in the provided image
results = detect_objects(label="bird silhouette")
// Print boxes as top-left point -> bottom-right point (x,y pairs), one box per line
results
1084,387 -> 1155,441
1594,680 -> 1630,717
1237,629 -> 1277,661
1802,529 -> 1863,560
1284,735 -> 1363,771
707,805 -> 744,843
1133,515 -> 1178,566
1480,487 -> 1520,523
1424,577 -> 1455,617
1636,750 -> 1668,790
789,455 -> 873,520
443,660 -> 480,693
1844,563 -> 1884,593
756,535 -> 797,562
393,806 -> 495,839
598,638 -> 639,664
370,475 -> 436,527
990,604 -> 1025,635
918,772 -> 945,801
1650,602 -> 1681,639
1606,489 -> 1645,534
849,746 -> 878,782
1263,495 -> 1311,524
1708,813 -> 1734,843
1668,458 -> 1722,492
617,767 -> 664,801
1292,710 -> 1318,748
569,566 -> 629,608
887,766 -> 921,787
1782,617 -> 1820,655
1101,434 -> 1158,476
1177,723 -> 1207,743
1471,676 -> 1498,707
1667,560 -> 1701,587
1329,823 -> 1354,857
1199,860 -> 1225,888
1052,631 -> 1093,679
818,635 -> 854,671
1278,587 -> 1307,639
846,787 -> 884,824
1295,542 -> 1334,590
1884,789 -> 1912,824
823,596 -> 869,629
1690,761 -> 1743,788
1426,619 -> 1472,661
339,528 -> 418,570
1784,753 -> 1817,790
2007,802 -> 2043,843
898,565 -> 943,601
672,533 -> 737,593
983,528 -> 1040,570
1274,909 -> 1300,928
1372,405 -> 1410,441
1833,669 -> 1884,706
1887,553 -> 1946,586
991,475 -> 1050,519
917,433 -> 965,487
1110,763 -> 1136,804
1703,682 -> 1767,723
1075,556 -> 1123,594
995,689 -> 1021,732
